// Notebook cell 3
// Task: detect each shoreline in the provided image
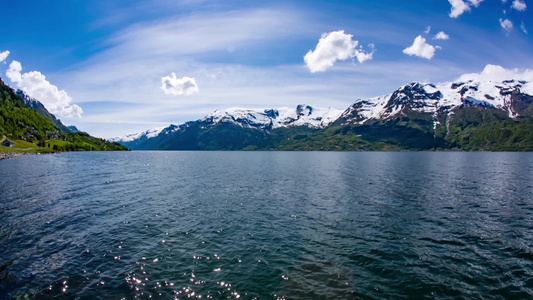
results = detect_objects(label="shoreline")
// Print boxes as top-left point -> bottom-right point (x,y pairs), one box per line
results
0,151 -> 32,160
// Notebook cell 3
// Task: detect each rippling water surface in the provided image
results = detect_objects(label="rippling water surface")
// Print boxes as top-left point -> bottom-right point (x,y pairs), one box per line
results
1,151 -> 532,299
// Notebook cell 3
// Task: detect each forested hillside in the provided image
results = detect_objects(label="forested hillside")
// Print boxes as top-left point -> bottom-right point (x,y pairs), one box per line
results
0,78 -> 128,152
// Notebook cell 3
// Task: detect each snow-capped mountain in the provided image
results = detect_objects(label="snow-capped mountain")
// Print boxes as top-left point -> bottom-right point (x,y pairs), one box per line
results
339,65 -> 533,128
112,104 -> 343,143
110,127 -> 165,143
199,104 -> 343,130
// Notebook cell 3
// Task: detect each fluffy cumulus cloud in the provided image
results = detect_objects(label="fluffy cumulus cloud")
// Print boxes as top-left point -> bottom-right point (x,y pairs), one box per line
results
500,18 -> 514,31
403,36 -> 439,60
6,61 -> 83,118
511,0 -> 527,11
304,30 -> 375,73
448,0 -> 484,18
0,50 -> 9,63
161,73 -> 199,96
434,31 -> 450,40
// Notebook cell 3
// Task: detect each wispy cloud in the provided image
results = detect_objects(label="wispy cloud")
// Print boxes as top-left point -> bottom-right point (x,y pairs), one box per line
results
98,8 -> 308,61
468,0 -> 484,7
521,21 -> 528,34
500,18 -> 513,32
58,7 -> 316,93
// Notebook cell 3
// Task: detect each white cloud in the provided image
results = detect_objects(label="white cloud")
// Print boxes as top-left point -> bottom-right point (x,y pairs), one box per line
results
403,36 -> 438,60
512,0 -> 527,11
521,21 -> 528,34
424,26 -> 431,34
500,18 -> 514,32
449,0 -> 471,18
468,0 -> 484,7
5,60 -> 22,82
0,50 -> 9,63
304,30 -> 375,73
448,0 -> 484,18
6,60 -> 83,118
355,44 -> 376,64
161,73 -> 199,96
434,31 -> 450,40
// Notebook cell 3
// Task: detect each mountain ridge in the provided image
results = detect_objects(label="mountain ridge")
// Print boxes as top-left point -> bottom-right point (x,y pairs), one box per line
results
114,65 -> 533,151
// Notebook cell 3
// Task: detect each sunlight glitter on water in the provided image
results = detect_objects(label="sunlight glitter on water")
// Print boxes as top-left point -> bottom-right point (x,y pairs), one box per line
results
1,152 -> 532,299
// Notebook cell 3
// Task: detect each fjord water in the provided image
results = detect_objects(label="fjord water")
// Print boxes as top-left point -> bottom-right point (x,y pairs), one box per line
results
1,152 -> 532,299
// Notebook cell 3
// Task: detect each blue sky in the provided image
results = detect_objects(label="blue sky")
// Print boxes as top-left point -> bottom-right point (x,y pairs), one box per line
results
0,0 -> 532,138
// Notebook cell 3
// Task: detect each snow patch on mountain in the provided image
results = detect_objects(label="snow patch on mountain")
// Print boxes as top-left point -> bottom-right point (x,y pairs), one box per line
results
202,105 -> 343,130
111,127 -> 165,143
17,89 -> 40,107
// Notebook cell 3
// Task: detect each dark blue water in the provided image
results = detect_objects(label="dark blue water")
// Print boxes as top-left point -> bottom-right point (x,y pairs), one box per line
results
0,152 -> 532,299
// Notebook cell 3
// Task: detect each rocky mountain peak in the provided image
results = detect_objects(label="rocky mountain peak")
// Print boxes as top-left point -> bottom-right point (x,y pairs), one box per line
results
296,104 -> 313,117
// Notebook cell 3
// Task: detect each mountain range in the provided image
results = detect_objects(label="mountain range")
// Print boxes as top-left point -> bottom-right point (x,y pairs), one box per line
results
114,65 -> 532,151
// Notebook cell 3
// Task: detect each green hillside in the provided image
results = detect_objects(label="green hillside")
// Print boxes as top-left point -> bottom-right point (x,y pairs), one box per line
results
0,79 -> 58,140
0,78 -> 128,152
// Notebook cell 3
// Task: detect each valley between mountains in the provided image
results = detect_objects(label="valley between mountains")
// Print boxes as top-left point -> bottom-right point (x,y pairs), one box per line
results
113,65 -> 533,151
